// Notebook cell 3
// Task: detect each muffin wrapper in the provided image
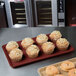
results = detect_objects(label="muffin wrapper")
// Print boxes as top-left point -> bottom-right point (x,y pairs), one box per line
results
38,57 -> 76,76
2,34 -> 74,68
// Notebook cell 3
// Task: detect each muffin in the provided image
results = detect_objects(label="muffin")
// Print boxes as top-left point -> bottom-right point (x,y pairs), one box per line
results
21,38 -> 34,49
41,42 -> 55,54
6,41 -> 19,53
60,61 -> 75,72
46,65 -> 59,76
54,74 -> 64,76
9,48 -> 23,62
26,45 -> 40,58
49,30 -> 62,42
36,34 -> 48,45
68,69 -> 76,76
56,38 -> 69,51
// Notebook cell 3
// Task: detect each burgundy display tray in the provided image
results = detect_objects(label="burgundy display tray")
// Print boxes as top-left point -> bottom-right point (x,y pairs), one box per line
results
2,34 -> 74,68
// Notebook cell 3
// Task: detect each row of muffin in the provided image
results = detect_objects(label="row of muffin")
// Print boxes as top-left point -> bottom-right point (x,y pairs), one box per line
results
5,30 -> 70,62
45,60 -> 76,76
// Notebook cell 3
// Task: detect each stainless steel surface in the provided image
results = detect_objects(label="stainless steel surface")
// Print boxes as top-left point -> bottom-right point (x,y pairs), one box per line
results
5,0 -> 13,28
25,0 -> 34,27
4,0 -> 65,27
58,0 -> 65,27
12,24 -> 28,28
58,13 -> 64,19
59,22 -> 65,27
0,27 -> 76,76
52,0 -> 58,26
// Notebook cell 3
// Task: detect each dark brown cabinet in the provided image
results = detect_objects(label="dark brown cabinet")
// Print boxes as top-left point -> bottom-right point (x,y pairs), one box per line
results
0,2 -> 8,28
65,0 -> 76,26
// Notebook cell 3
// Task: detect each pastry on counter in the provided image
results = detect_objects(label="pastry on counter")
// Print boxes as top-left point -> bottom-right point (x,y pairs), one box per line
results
26,45 -> 40,58
68,69 -> 76,76
9,48 -> 23,62
60,61 -> 75,72
56,38 -> 69,51
54,74 -> 64,76
6,41 -> 19,53
36,34 -> 48,45
49,30 -> 62,42
41,42 -> 55,54
21,38 -> 34,49
45,65 -> 59,76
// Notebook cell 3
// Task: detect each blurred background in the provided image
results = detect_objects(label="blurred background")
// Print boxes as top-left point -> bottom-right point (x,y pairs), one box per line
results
0,0 -> 75,28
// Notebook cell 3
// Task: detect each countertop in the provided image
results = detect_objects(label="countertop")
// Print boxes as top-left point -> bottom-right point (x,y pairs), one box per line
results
0,27 -> 76,76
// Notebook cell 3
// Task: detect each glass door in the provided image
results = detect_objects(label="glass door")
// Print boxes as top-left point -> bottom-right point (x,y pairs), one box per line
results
33,0 -> 58,27
36,1 -> 52,25
4,0 -> 28,28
